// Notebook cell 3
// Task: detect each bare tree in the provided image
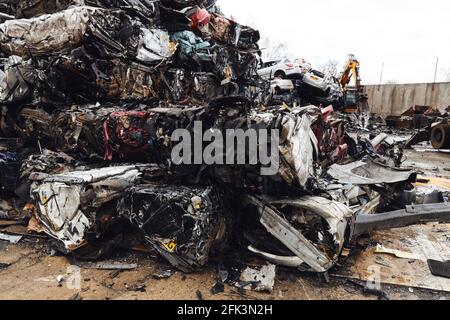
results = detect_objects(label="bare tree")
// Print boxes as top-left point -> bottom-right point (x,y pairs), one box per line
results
319,60 -> 339,77
259,36 -> 290,62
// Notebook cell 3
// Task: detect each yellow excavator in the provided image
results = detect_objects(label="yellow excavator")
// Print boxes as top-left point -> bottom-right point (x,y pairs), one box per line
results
338,54 -> 369,114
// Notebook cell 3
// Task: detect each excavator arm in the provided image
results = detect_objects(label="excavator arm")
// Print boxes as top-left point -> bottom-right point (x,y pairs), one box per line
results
338,54 -> 368,116
339,54 -> 361,90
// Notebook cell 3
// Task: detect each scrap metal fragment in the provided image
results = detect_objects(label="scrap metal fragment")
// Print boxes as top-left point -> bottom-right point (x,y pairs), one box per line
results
374,244 -> 423,261
351,202 -> 450,239
86,262 -> 138,270
30,165 -> 146,249
244,195 -> 352,272
328,158 -> 416,185
428,260 -> 450,279
0,232 -> 23,243
236,264 -> 276,293
248,245 -> 303,268
118,185 -> 229,272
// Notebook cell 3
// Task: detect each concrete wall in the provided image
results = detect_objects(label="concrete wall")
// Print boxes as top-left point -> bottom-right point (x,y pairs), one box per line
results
365,82 -> 450,117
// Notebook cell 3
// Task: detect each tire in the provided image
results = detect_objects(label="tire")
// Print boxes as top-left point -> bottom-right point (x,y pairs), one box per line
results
431,124 -> 450,149
274,71 -> 286,79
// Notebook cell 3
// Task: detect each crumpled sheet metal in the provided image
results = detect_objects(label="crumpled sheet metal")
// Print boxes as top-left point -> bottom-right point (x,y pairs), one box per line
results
101,105 -> 204,162
14,102 -> 338,191
247,105 -> 324,189
15,105 -> 112,156
0,53 -> 161,104
15,149 -> 77,200
270,196 -> 353,258
13,103 -> 202,162
103,111 -> 154,161
0,6 -> 94,57
137,28 -> 175,63
328,158 -> 417,185
278,111 -> 318,188
12,0 -> 161,24
0,0 -> 14,16
161,0 -> 210,10
14,0 -> 84,18
170,30 -> 215,68
48,55 -> 160,102
237,264 -> 276,293
245,195 -> 353,272
30,165 -> 144,250
170,30 -> 260,84
86,0 -> 161,24
0,55 -> 36,104
118,185 -> 228,272
208,13 -> 260,50
0,6 -> 174,64
161,69 -> 240,103
0,151 -> 21,192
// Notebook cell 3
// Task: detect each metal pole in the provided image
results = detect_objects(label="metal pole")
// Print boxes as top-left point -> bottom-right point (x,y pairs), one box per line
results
378,62 -> 384,91
432,57 -> 439,91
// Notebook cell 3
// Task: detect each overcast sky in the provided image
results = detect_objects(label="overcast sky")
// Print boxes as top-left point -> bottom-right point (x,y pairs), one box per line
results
219,0 -> 450,85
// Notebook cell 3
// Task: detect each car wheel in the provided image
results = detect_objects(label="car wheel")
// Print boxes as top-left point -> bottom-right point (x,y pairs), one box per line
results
274,71 -> 286,79
431,124 -> 450,149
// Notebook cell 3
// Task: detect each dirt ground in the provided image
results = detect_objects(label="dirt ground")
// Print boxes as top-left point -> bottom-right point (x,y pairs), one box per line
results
403,149 -> 450,180
0,149 -> 449,301
0,239 -> 449,301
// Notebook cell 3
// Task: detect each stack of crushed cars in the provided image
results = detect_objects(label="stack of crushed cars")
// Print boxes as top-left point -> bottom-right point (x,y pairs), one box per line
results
0,0 -> 449,277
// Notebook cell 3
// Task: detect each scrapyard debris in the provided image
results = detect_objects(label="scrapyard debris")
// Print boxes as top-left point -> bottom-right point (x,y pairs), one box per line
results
236,264 -> 276,293
118,185 -> 230,272
346,278 -> 389,300
30,165 -> 150,249
68,293 -> 83,301
0,231 -> 22,243
126,282 -> 146,292
242,195 -> 352,273
430,118 -> 450,150
195,290 -> 203,300
0,151 -> 20,192
427,259 -> 450,279
403,109 -> 450,150
350,202 -> 450,240
56,275 -> 64,284
0,0 -> 449,293
327,158 -> 416,185
0,6 -> 174,61
373,244 -> 423,261
210,281 -> 224,295
84,262 -> 138,270
153,266 -> 174,279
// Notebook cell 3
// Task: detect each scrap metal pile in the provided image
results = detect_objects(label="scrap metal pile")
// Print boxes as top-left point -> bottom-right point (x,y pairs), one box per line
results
0,0 -> 449,280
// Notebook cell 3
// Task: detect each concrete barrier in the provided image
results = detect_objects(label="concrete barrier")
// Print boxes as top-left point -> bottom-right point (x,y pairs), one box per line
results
365,82 -> 450,117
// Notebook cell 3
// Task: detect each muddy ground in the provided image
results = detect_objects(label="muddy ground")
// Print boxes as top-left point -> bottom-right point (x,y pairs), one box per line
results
0,149 -> 449,301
